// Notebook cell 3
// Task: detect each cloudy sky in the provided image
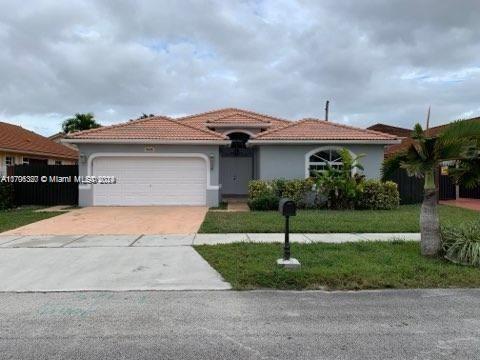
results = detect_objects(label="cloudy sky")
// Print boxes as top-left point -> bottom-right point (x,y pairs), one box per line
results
1,0 -> 479,135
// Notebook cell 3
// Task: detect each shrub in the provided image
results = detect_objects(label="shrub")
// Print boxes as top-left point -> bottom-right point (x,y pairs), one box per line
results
282,178 -> 315,207
248,180 -> 275,199
442,220 -> 480,267
0,182 -> 14,210
248,194 -> 280,211
248,178 -> 315,209
356,180 -> 400,210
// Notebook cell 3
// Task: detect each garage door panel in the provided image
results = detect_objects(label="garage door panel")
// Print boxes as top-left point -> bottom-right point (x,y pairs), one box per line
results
92,156 -> 207,206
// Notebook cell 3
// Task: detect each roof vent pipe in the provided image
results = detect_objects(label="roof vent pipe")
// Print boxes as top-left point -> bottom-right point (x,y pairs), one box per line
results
325,100 -> 330,121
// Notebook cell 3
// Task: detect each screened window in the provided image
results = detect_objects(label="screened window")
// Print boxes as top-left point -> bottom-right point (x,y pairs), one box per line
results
5,156 -> 13,166
308,148 -> 343,176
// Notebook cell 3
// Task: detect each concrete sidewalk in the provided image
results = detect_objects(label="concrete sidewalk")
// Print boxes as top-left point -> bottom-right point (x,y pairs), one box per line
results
0,233 -> 420,248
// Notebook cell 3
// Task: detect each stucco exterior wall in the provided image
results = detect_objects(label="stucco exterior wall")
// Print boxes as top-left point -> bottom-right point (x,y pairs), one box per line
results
256,144 -> 386,180
75,143 -> 220,207
0,152 -> 76,176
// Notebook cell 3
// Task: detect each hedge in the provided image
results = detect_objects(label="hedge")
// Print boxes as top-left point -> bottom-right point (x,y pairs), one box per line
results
0,182 -> 14,210
248,178 -> 399,211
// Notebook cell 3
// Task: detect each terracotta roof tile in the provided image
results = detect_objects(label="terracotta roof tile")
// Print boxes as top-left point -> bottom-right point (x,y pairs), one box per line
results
178,108 -> 289,129
68,116 -> 228,141
367,123 -> 412,138
205,112 -> 272,128
0,121 -> 78,159
253,118 -> 399,141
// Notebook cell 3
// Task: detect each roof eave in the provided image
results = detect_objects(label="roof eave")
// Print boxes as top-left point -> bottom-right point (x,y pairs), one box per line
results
63,139 -> 231,145
0,146 -> 78,160
247,139 -> 401,145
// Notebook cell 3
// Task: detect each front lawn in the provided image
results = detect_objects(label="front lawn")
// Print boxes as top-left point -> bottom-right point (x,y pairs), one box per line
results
199,204 -> 478,233
0,207 -> 65,233
195,241 -> 480,290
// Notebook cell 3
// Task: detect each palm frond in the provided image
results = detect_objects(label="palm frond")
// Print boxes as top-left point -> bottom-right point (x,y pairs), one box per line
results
450,158 -> 480,188
381,153 -> 408,180
437,119 -> 480,144
411,123 -> 424,140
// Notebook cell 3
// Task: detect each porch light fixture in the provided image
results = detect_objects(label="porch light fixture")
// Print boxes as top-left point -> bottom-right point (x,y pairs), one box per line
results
79,153 -> 87,164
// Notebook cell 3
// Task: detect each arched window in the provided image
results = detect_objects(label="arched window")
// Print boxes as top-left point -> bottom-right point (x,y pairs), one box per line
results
307,148 -> 344,176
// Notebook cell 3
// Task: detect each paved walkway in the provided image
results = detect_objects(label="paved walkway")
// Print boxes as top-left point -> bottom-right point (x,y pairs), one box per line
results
440,198 -> 480,211
0,233 -> 420,248
3,206 -> 208,235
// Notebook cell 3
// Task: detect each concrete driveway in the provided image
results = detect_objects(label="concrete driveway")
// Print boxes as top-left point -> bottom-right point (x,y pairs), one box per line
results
0,234 -> 230,291
3,206 -> 208,235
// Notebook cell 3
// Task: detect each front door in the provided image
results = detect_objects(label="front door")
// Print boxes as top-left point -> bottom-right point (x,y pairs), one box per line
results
220,157 -> 252,195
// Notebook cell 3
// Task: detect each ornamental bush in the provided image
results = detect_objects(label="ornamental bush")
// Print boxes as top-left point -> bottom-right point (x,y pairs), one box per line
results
247,178 -> 315,210
0,182 -> 14,210
247,194 -> 280,211
356,180 -> 399,210
442,220 -> 480,267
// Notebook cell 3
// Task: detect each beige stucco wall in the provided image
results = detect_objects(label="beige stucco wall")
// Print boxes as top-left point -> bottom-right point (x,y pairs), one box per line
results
0,151 -> 76,176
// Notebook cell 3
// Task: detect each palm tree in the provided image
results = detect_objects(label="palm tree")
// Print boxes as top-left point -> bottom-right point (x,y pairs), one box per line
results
138,113 -> 155,119
62,113 -> 101,133
382,120 -> 480,256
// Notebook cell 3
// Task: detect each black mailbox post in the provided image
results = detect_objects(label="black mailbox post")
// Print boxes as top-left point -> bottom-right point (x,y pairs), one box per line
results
278,198 -> 297,260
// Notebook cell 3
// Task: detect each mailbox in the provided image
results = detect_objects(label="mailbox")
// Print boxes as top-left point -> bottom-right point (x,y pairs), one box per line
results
279,198 -> 297,217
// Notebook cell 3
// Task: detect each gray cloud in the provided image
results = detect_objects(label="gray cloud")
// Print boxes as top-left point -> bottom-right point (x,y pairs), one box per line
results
0,0 -> 479,135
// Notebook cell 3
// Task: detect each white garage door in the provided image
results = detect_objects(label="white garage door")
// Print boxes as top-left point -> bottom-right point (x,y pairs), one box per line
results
92,156 -> 207,206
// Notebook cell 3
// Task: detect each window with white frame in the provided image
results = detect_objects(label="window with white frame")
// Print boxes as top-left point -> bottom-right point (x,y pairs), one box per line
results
55,160 -> 62,165
307,148 -> 344,176
22,157 -> 29,165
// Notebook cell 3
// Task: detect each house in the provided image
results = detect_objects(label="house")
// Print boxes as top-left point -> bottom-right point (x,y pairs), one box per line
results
64,108 -> 399,207
369,117 -> 480,201
0,121 -> 79,176
369,117 -> 480,157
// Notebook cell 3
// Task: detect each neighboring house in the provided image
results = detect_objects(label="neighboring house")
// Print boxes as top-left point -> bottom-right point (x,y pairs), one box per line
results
0,122 -> 79,176
367,123 -> 412,157
369,117 -> 480,157
64,108 -> 399,207
49,132 -> 78,150
369,117 -> 480,201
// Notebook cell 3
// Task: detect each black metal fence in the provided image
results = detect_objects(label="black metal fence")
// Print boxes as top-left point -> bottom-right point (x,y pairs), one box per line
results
438,171 -> 456,201
460,184 -> 480,199
7,164 -> 78,206
385,168 -> 424,204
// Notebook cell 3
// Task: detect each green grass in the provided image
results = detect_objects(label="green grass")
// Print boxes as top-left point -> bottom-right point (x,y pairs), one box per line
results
199,204 -> 479,233
195,241 -> 480,290
0,207 -> 65,233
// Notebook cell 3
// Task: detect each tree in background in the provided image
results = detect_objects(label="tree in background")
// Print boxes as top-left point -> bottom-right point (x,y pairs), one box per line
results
62,113 -> 101,133
138,113 -> 155,119
382,120 -> 480,256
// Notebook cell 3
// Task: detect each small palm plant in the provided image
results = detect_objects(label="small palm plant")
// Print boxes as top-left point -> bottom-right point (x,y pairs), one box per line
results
382,120 -> 480,256
315,149 -> 365,209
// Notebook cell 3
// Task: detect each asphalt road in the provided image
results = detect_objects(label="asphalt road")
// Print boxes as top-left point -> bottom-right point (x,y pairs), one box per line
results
1,289 -> 479,359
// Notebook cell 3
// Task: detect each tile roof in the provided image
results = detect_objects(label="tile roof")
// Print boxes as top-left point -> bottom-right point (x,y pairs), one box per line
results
0,121 -> 78,159
367,123 -> 412,138
206,112 -> 272,127
384,117 -> 480,157
178,108 -> 289,129
252,118 -> 399,142
67,116 -> 228,141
